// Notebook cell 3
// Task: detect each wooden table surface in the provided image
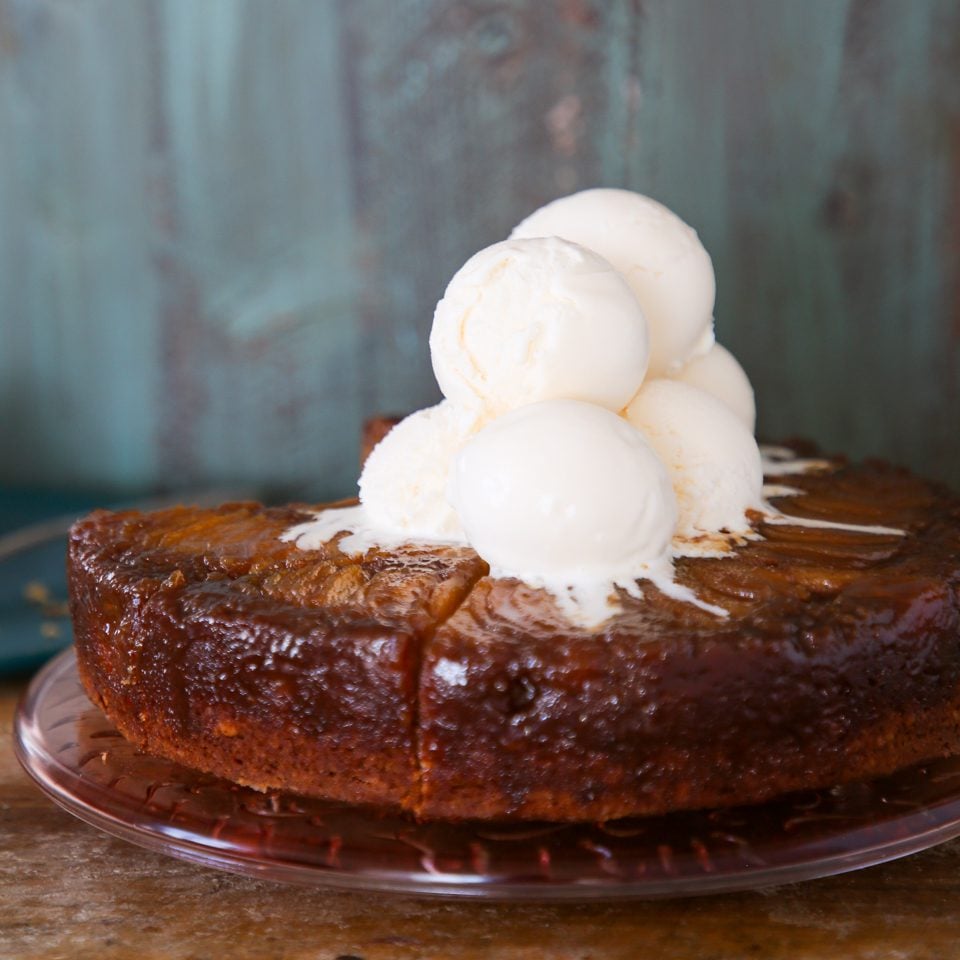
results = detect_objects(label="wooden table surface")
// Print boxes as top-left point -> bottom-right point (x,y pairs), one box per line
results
3,678 -> 960,960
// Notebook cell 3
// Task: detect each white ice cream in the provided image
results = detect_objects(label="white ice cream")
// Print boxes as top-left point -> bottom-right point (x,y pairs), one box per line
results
626,380 -> 763,537
450,399 -> 677,582
285,189 -> 785,626
430,236 -> 649,417
511,189 -> 716,377
674,343 -> 756,433
358,401 -> 478,541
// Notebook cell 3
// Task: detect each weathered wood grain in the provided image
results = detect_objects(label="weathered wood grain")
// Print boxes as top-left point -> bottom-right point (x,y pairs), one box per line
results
338,0 -> 636,418
5,678 -> 960,959
1,0 -> 959,495
0,0 -> 360,499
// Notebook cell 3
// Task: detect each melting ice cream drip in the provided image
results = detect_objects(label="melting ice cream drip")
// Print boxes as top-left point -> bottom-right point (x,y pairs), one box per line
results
758,445 -> 906,537
489,558 -> 729,629
760,444 -> 834,477
282,444 -> 906,629
280,505 -> 454,556
281,504 -> 727,628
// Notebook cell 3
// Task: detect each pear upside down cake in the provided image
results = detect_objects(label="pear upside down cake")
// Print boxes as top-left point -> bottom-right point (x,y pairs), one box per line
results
68,444 -> 960,822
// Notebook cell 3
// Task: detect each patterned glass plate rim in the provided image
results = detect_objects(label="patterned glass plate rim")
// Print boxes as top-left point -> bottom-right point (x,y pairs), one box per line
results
15,648 -> 960,900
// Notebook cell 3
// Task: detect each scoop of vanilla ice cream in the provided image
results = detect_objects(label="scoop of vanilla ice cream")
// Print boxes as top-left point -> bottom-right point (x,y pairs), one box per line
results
511,189 -> 715,377
674,343 -> 756,432
450,399 -> 677,580
429,237 -> 649,417
625,380 -> 762,537
359,401 -> 478,541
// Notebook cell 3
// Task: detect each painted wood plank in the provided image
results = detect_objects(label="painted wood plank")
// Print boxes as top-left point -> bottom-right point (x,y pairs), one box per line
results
626,0 -> 960,480
338,0 -> 635,418
150,0 -> 360,499
0,0 -> 360,499
1,0 -> 959,495
0,0 -> 161,490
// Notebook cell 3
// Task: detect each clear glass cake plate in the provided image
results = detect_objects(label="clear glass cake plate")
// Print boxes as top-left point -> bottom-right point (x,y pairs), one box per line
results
15,647 -> 960,900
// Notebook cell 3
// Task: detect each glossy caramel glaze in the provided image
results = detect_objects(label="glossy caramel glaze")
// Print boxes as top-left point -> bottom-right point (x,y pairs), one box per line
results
69,502 -> 486,808
420,456 -> 960,819
70,454 -> 960,821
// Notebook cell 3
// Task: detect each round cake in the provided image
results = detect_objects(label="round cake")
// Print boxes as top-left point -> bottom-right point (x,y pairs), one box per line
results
66,188 -> 960,823
68,446 -> 960,822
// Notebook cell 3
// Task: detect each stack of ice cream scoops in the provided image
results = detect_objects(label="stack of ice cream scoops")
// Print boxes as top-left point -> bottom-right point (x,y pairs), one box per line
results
285,188 -> 768,624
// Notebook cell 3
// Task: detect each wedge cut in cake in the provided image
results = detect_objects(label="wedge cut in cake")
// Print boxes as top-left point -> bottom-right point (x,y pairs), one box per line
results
68,451 -> 960,821
69,502 -> 486,809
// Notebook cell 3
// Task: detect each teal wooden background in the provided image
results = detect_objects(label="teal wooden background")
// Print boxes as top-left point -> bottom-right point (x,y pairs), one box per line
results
1,0 -> 959,499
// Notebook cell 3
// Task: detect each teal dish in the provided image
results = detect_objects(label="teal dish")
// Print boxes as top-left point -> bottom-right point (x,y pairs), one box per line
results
0,525 -> 74,675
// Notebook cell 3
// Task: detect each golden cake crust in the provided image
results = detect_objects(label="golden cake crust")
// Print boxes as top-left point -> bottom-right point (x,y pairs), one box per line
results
68,452 -> 960,821
69,502 -> 486,809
